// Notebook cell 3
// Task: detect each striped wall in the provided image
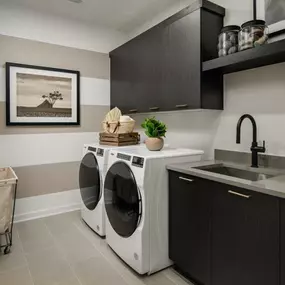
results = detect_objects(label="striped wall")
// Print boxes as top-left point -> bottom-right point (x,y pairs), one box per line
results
0,34 -> 110,200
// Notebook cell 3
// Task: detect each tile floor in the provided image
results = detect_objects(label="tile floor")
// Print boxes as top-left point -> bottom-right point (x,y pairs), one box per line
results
0,211 -> 193,285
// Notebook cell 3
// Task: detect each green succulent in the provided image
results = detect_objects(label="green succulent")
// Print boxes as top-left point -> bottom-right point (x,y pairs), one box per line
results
141,117 -> 167,138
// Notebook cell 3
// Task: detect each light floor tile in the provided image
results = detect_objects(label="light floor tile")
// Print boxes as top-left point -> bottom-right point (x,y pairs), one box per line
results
54,228 -> 101,264
26,246 -> 76,285
16,219 -> 55,254
0,266 -> 34,285
56,276 -> 81,285
74,256 -> 129,285
44,211 -> 80,237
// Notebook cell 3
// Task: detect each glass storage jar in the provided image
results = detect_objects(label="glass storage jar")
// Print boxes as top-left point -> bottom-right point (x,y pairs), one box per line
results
218,25 -> 240,57
239,20 -> 268,51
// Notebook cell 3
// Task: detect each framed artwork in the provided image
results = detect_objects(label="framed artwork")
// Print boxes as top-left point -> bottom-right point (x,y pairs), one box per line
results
6,62 -> 80,126
265,0 -> 285,37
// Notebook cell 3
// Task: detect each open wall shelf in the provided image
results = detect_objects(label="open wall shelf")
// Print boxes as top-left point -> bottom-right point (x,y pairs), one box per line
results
203,39 -> 285,74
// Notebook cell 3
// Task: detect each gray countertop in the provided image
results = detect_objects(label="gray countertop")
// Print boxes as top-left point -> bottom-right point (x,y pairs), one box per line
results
167,160 -> 285,199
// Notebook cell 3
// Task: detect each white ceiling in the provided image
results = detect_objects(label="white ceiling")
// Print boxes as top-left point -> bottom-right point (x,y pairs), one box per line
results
0,0 -> 183,33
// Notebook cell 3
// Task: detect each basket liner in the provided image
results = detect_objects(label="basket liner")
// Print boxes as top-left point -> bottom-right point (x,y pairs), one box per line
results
0,167 -> 17,234
0,167 -> 18,186
0,186 -> 13,234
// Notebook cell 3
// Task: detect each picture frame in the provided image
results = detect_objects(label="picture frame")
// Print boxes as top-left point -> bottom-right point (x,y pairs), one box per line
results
6,62 -> 80,126
257,0 -> 285,39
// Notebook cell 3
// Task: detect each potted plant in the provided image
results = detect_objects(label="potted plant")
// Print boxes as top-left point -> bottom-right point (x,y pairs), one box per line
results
141,117 -> 167,151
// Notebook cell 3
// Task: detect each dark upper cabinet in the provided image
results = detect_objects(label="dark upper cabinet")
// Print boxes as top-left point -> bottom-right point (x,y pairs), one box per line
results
169,171 -> 212,285
110,0 -> 225,114
169,171 -> 281,285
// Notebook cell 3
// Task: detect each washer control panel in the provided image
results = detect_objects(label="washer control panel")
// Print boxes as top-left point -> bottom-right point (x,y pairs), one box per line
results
88,146 -> 97,152
132,156 -> 144,168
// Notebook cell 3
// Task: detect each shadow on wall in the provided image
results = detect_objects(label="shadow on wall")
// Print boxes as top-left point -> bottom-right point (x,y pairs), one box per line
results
133,110 -> 222,159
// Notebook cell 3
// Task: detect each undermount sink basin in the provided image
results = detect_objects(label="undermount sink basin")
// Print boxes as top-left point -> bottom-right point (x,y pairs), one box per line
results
194,165 -> 274,182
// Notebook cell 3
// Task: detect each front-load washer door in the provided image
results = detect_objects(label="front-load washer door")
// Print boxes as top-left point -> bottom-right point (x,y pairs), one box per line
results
104,161 -> 141,238
79,152 -> 100,211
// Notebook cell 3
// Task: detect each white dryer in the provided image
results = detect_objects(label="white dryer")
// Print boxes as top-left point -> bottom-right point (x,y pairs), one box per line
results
104,147 -> 204,275
79,143 -> 143,237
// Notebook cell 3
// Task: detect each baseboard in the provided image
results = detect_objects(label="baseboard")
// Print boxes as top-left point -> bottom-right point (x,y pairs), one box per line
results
14,189 -> 81,223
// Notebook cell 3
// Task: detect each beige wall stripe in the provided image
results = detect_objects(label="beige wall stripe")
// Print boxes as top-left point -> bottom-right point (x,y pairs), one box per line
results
0,103 -> 109,134
0,34 -> 110,79
14,161 -> 81,199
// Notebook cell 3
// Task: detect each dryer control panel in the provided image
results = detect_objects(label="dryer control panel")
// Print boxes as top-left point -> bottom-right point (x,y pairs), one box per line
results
97,148 -> 104,157
117,153 -> 131,161
132,156 -> 144,168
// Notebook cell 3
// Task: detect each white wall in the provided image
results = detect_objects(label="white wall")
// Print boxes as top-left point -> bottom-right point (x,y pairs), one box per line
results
212,63 -> 285,156
0,3 -> 127,53
132,0 -> 285,159
134,110 -> 221,158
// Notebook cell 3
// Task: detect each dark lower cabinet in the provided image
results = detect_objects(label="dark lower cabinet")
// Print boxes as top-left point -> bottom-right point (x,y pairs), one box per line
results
281,200 -> 285,285
169,171 -> 212,285
212,185 -> 279,285
169,170 -> 281,285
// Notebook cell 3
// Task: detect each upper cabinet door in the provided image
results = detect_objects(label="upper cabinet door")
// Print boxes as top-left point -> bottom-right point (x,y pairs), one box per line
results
212,185 -> 279,285
111,37 -> 145,114
163,10 -> 201,111
111,26 -> 168,114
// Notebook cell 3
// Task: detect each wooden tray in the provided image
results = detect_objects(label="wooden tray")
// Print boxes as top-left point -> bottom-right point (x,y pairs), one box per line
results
99,132 -> 140,146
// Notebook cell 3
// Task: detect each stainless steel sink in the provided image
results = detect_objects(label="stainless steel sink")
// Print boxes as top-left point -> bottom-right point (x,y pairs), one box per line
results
194,165 -> 274,181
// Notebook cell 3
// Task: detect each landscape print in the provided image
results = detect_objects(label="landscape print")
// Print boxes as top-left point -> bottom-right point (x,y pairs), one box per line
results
265,0 -> 285,26
6,63 -> 80,126
17,73 -> 72,118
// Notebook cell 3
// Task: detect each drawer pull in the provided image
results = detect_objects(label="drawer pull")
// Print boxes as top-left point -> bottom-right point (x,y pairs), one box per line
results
176,104 -> 188,109
228,190 -> 251,199
179,176 -> 193,182
149,107 -> 159,111
129,109 -> 138,113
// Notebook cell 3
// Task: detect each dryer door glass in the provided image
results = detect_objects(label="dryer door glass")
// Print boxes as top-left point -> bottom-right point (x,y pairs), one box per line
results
104,161 -> 141,238
79,153 -> 101,211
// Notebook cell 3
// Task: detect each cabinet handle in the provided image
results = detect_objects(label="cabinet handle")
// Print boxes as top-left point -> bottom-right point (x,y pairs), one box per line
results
176,104 -> 188,109
129,109 -> 138,113
228,190 -> 251,199
149,107 -> 160,111
179,176 -> 193,182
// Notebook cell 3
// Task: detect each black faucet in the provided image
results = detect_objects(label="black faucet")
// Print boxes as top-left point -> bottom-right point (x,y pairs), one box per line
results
236,114 -> 266,168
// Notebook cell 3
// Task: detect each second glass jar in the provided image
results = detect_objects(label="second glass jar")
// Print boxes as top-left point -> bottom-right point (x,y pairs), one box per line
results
239,20 -> 268,51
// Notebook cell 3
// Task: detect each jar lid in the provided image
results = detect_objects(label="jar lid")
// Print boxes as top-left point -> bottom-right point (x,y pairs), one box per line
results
221,25 -> 241,33
241,20 -> 266,28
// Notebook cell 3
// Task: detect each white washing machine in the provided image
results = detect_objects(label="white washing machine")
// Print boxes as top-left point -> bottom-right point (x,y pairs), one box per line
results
104,147 -> 204,275
79,143 -> 143,237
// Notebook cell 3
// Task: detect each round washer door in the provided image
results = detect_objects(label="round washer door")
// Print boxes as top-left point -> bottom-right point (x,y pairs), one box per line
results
104,161 -> 141,238
79,152 -> 101,211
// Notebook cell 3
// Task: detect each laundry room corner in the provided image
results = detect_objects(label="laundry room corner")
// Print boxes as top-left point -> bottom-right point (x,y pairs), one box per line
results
0,4 -> 116,222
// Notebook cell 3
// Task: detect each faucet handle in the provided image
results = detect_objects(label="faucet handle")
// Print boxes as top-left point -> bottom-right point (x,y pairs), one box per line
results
263,140 -> 266,148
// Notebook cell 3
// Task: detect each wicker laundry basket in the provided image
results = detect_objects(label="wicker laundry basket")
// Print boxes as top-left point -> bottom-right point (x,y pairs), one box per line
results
102,120 -> 135,134
0,167 -> 18,255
